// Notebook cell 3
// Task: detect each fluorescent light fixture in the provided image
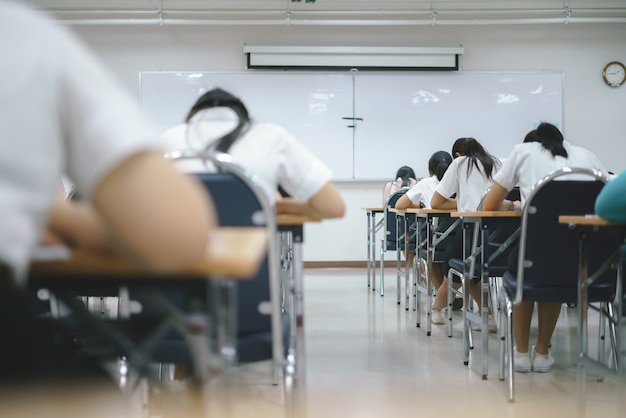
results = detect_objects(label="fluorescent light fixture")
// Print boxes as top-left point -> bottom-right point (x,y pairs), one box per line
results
243,45 -> 464,70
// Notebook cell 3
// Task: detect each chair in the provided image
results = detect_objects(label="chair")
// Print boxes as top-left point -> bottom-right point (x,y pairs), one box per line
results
414,211 -> 460,335
498,167 -> 617,402
446,188 -> 521,379
379,187 -> 413,301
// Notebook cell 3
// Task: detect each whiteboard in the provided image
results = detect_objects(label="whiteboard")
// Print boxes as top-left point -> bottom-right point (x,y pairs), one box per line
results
140,71 -> 562,180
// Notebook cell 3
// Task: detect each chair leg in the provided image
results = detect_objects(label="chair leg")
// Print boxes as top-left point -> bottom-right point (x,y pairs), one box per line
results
498,293 -> 506,382
379,239 -> 385,297
412,257 -> 418,312
506,297 -> 515,402
461,267 -> 473,366
605,302 -> 619,371
447,268 -> 463,338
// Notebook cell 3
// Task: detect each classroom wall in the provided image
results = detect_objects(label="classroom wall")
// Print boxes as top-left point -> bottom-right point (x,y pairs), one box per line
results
71,22 -> 626,262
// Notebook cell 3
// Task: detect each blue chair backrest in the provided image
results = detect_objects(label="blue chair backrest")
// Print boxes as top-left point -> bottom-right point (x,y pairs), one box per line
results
193,172 -> 271,337
383,188 -> 409,251
513,168 -> 616,301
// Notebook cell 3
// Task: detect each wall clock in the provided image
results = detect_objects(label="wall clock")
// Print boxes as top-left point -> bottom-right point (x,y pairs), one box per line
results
602,61 -> 626,87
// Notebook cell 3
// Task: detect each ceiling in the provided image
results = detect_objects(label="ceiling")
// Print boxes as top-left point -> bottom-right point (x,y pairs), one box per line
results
25,1 -> 626,25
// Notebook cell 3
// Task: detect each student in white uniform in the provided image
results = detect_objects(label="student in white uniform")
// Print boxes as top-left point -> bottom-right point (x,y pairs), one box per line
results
162,88 -> 345,220
0,1 -> 216,381
429,138 -> 503,329
483,122 -> 609,373
395,151 -> 453,211
382,166 -> 418,206
394,152 -> 453,285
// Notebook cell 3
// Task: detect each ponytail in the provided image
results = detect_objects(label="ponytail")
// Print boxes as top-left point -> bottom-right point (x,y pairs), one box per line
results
536,122 -> 568,158
459,137 -> 500,180
186,88 -> 250,154
429,151 -> 453,181
395,166 -> 416,187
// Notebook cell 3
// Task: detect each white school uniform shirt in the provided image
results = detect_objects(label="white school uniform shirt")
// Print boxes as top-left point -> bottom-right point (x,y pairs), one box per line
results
435,156 -> 501,212
0,2 -> 161,284
493,141 -> 609,206
162,107 -> 333,205
405,175 -> 439,209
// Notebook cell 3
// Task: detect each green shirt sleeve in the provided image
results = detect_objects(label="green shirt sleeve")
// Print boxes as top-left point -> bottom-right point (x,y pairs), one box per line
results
595,170 -> 626,223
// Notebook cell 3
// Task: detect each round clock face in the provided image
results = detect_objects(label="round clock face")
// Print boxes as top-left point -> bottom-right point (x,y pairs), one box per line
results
603,61 -> 626,87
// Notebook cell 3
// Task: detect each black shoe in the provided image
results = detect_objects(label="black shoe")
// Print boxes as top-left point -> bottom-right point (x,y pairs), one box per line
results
452,298 -> 463,311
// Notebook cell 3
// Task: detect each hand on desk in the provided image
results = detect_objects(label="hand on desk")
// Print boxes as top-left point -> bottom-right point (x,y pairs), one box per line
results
275,182 -> 345,220
42,197 -> 111,255
275,197 -> 322,221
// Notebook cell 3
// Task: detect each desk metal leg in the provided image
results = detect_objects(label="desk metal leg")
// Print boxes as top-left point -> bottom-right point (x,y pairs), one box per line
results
577,231 -> 590,383
367,212 -> 372,288
396,214 -> 402,306
404,215 -> 411,311
291,240 -> 307,418
368,212 -> 378,292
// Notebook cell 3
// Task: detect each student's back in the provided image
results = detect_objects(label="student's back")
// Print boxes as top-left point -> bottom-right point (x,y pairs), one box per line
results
382,165 -> 417,205
163,108 -> 332,206
162,88 -> 345,220
494,140 -> 609,205
434,138 -> 501,212
0,1 -> 216,383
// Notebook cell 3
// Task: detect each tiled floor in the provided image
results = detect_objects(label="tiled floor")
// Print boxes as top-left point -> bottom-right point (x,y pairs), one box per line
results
172,267 -> 625,418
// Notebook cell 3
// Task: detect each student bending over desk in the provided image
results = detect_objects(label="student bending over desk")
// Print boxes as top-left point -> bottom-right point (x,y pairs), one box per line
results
382,165 -> 418,206
430,138 -> 503,330
162,88 -> 345,220
394,151 -> 453,284
483,122 -> 610,373
0,1 -> 216,383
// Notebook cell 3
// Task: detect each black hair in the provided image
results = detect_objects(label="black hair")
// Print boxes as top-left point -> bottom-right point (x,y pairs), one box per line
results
523,129 -> 539,143
428,151 -> 453,181
451,137 -> 467,158
395,166 -> 416,187
456,137 -> 500,181
536,122 -> 568,158
185,88 -> 250,153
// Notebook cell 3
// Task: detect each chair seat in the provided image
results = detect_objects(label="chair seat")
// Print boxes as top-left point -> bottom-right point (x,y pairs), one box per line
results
449,258 -> 508,279
502,271 -> 615,303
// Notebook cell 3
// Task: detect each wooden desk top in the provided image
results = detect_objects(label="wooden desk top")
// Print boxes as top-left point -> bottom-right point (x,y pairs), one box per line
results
559,214 -> 624,227
29,227 -> 267,280
0,382 -> 129,418
276,214 -> 321,226
451,210 -> 522,218
406,208 -> 456,214
362,207 -> 384,212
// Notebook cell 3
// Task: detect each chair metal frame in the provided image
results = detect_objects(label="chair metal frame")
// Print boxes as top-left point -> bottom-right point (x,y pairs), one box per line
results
379,187 -> 411,299
413,210 -> 460,335
164,148 -> 298,414
497,167 -> 618,402
446,188 -> 521,379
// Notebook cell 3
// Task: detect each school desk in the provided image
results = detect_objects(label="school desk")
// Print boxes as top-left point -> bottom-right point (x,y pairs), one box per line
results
28,226 -> 268,383
559,215 -> 626,383
406,208 -> 459,335
362,206 -> 385,291
450,210 -> 521,380
276,213 -> 320,412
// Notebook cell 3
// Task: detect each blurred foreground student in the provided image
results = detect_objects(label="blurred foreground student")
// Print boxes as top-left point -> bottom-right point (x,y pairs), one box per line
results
595,169 -> 626,223
162,88 -> 345,220
0,1 -> 216,382
483,122 -> 609,372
